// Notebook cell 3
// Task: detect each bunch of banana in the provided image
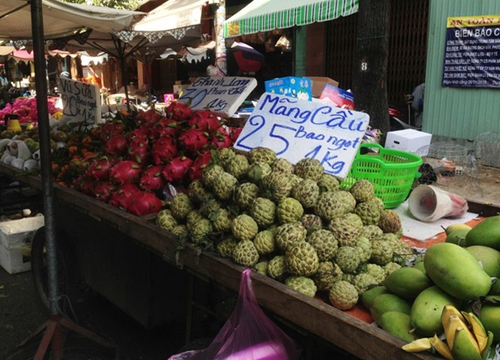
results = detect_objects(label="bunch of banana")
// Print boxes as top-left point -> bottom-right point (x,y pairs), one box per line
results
402,305 -> 494,360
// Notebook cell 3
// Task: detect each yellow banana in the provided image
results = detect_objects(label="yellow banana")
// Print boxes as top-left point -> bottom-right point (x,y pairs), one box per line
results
461,311 -> 489,352
451,325 -> 482,360
429,334 -> 453,360
444,314 -> 466,350
402,337 -> 432,352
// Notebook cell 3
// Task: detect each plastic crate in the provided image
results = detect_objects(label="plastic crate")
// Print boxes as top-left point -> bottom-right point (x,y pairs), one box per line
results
340,143 -> 423,209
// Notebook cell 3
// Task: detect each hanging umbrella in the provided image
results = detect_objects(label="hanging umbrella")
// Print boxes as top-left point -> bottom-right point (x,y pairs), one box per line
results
228,41 -> 264,73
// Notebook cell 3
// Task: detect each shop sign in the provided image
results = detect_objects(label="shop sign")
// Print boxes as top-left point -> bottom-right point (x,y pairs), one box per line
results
59,78 -> 101,124
233,93 -> 370,180
443,15 -> 500,88
177,76 -> 257,118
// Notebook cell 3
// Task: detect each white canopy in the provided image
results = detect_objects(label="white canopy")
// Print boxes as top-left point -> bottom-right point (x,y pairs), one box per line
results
0,0 -> 145,41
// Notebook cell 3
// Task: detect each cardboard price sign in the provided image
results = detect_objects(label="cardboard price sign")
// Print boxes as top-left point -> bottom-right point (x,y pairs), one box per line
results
233,93 -> 370,180
59,78 -> 101,124
177,76 -> 257,118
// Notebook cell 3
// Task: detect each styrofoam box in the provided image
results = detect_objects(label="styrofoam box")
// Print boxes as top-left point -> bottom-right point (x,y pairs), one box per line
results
385,129 -> 432,156
0,215 -> 44,274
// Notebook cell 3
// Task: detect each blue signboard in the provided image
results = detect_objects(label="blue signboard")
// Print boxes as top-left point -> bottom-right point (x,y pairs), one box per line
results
442,15 -> 500,88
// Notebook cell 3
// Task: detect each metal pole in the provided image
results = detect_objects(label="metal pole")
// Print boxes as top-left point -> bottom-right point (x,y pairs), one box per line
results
30,0 -> 59,316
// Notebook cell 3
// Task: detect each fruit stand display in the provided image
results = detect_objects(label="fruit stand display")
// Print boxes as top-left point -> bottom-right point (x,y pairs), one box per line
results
1,101 -> 499,359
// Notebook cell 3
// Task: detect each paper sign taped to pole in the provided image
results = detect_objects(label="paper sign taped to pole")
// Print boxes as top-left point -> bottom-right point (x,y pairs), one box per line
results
233,93 -> 370,180
177,76 -> 257,118
58,78 -> 101,124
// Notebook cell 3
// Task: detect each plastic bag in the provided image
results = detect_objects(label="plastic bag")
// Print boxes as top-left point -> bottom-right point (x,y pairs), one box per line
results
169,269 -> 302,360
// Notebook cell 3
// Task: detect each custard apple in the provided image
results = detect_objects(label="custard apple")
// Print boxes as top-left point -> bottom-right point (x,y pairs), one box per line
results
216,237 -> 239,258
351,273 -> 378,295
248,147 -> 277,165
274,222 -> 307,251
170,193 -> 194,220
271,157 -> 295,174
246,162 -> 272,184
334,246 -> 361,273
217,147 -> 236,168
294,158 -> 324,181
306,228 -> 339,262
210,208 -> 234,233
253,229 -> 276,255
328,280 -> 359,310
260,170 -> 293,202
213,172 -> 238,200
267,255 -> 287,279
285,276 -> 317,298
156,209 -> 178,232
378,209 -> 402,234
276,197 -> 304,224
188,218 -> 213,245
225,154 -> 250,180
234,182 -> 259,209
354,201 -> 381,226
314,190 -> 356,221
314,261 -> 343,291
328,214 -> 363,247
201,164 -> 224,189
232,240 -> 260,266
286,241 -> 320,276
317,173 -> 340,193
231,214 -> 259,241
301,214 -> 323,231
249,197 -> 276,228
291,178 -> 320,208
349,179 -> 375,203
187,179 -> 214,205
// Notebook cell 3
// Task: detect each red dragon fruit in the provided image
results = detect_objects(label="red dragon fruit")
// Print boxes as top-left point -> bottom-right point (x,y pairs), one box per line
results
210,126 -> 233,148
162,156 -> 194,184
188,150 -> 213,182
127,191 -> 164,216
151,137 -> 178,165
109,160 -> 142,185
230,127 -> 243,143
165,101 -> 192,120
178,128 -> 209,154
128,128 -> 152,142
103,135 -> 128,156
99,121 -> 125,143
151,118 -> 182,139
188,109 -> 220,135
86,157 -> 120,181
72,175 -> 96,196
138,165 -> 167,191
93,181 -> 117,202
109,183 -> 141,210
127,138 -> 150,166
134,109 -> 162,127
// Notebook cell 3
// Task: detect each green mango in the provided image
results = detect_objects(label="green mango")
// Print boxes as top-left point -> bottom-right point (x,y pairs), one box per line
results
412,261 -> 426,274
478,295 -> 500,341
410,285 -> 461,337
370,293 -> 411,325
360,285 -> 389,310
445,228 -> 470,246
466,215 -> 500,250
383,266 -> 432,300
424,242 -> 492,301
378,311 -> 419,343
466,245 -> 500,278
450,326 -> 483,360
489,278 -> 500,295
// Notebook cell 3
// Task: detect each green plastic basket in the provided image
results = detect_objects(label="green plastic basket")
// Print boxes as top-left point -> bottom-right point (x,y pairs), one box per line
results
340,143 -> 423,209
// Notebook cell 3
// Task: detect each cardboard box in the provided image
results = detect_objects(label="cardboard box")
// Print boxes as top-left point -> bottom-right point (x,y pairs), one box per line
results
385,129 -> 432,156
319,84 -> 354,109
306,77 -> 339,98
264,77 -> 312,101
0,215 -> 44,274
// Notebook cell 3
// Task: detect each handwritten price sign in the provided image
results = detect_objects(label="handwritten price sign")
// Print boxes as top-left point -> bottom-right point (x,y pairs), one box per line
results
177,76 -> 257,118
59,78 -> 101,124
234,93 -> 370,180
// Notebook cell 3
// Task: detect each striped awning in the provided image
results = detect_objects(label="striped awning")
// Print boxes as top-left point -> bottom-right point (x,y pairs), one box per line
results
224,0 -> 358,38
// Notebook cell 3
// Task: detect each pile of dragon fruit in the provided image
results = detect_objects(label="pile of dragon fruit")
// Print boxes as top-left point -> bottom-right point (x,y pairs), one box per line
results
0,97 -> 60,124
68,102 -> 242,216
